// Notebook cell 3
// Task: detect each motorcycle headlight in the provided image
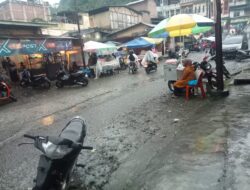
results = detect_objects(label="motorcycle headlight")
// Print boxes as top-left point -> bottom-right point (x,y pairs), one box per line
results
42,141 -> 72,159
206,65 -> 211,70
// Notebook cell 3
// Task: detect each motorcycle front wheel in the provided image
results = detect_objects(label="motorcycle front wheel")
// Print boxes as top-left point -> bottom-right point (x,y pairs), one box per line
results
132,68 -> 137,74
80,78 -> 88,87
208,76 -> 218,90
41,80 -> 51,89
20,81 -> 28,88
9,92 -> 17,102
56,81 -> 64,88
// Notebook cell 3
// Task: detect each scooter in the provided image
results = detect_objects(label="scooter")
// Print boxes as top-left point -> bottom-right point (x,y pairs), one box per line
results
0,75 -> 17,102
181,48 -> 190,58
206,55 -> 231,79
20,69 -> 51,89
128,61 -> 138,74
235,49 -> 250,62
119,57 -> 128,70
56,69 -> 88,88
145,61 -> 157,74
79,67 -> 96,78
20,116 -> 93,190
194,55 -> 230,89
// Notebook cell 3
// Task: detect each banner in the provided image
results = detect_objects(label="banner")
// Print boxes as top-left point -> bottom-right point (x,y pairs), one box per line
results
0,38 -> 73,56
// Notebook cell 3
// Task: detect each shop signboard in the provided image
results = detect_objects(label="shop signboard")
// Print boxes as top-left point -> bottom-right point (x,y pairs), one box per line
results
0,38 -> 73,56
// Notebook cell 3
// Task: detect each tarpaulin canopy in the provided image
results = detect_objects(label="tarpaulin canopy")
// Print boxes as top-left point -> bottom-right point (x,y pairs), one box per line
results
123,37 -> 155,49
84,41 -> 116,54
0,38 -> 73,56
141,37 -> 164,45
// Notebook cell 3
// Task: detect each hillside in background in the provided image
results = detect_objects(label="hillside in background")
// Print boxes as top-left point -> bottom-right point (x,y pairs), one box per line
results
58,0 -> 135,12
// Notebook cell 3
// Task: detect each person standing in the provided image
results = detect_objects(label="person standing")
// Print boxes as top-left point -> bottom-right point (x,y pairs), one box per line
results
6,57 -> 19,82
1,58 -> 8,72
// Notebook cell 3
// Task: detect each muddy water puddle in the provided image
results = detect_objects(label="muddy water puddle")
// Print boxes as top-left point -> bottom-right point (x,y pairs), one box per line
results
69,95 -> 187,190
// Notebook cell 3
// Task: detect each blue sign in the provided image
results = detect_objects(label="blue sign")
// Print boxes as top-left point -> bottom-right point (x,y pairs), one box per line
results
0,38 -> 73,56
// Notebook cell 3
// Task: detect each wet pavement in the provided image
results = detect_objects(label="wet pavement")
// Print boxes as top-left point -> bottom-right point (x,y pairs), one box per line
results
0,53 -> 250,190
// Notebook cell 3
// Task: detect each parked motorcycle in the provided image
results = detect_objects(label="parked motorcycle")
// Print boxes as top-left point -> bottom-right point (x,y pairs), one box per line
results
56,70 -> 88,88
235,49 -> 250,62
20,116 -> 93,190
167,55 -> 231,91
20,69 -> 51,89
207,55 -> 231,79
193,55 -> 230,89
0,75 -> 17,102
128,61 -> 138,74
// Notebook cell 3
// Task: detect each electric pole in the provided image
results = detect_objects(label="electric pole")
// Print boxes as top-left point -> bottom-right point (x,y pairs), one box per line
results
215,0 -> 224,91
74,0 -> 86,67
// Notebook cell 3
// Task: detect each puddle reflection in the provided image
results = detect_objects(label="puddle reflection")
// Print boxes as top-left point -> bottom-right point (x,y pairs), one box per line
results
41,115 -> 55,126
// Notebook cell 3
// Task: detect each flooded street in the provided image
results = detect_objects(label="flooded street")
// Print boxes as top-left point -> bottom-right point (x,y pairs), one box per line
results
0,54 -> 250,190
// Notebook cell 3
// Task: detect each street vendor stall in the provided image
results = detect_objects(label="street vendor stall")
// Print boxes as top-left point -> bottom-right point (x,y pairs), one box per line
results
122,37 -> 163,62
83,41 -> 118,78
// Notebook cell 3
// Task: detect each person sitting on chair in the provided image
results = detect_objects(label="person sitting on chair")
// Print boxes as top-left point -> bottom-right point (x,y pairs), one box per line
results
173,59 -> 195,97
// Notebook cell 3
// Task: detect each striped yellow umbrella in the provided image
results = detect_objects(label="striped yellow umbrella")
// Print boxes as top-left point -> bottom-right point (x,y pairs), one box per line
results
149,14 -> 214,38
166,14 -> 196,31
166,14 -> 214,37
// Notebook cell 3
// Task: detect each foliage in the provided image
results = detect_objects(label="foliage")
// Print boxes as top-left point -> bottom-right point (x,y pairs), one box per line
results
58,0 -> 135,12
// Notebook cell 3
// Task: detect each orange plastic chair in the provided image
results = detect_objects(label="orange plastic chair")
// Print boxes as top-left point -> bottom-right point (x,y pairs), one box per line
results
185,70 -> 206,100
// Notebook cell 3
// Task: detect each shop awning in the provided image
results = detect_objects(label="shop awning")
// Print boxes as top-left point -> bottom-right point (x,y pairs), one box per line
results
0,37 -> 74,56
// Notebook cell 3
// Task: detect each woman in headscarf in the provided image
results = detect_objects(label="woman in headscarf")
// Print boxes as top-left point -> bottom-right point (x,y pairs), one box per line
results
173,59 -> 195,97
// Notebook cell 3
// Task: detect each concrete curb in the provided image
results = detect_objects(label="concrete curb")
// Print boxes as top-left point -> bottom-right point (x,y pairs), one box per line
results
233,68 -> 250,85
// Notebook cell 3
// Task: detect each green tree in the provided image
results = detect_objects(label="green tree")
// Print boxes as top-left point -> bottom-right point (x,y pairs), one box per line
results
58,0 -> 135,12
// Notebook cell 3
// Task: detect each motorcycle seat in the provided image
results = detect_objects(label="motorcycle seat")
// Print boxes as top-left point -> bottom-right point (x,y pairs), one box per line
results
60,119 -> 86,143
33,74 -> 45,78
70,72 -> 81,78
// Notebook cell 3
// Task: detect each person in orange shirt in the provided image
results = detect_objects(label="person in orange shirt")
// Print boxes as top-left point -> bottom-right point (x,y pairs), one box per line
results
173,59 -> 195,97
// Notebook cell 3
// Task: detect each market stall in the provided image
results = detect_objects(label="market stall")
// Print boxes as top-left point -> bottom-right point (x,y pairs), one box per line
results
122,37 -> 164,61
83,41 -> 118,78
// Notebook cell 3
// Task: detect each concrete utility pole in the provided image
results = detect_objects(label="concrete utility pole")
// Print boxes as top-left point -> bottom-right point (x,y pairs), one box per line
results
74,0 -> 86,67
206,0 -> 211,18
215,0 -> 224,91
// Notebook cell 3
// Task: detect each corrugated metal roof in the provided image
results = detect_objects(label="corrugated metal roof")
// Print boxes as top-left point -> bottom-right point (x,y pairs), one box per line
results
0,20 -> 57,28
127,0 -> 145,6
